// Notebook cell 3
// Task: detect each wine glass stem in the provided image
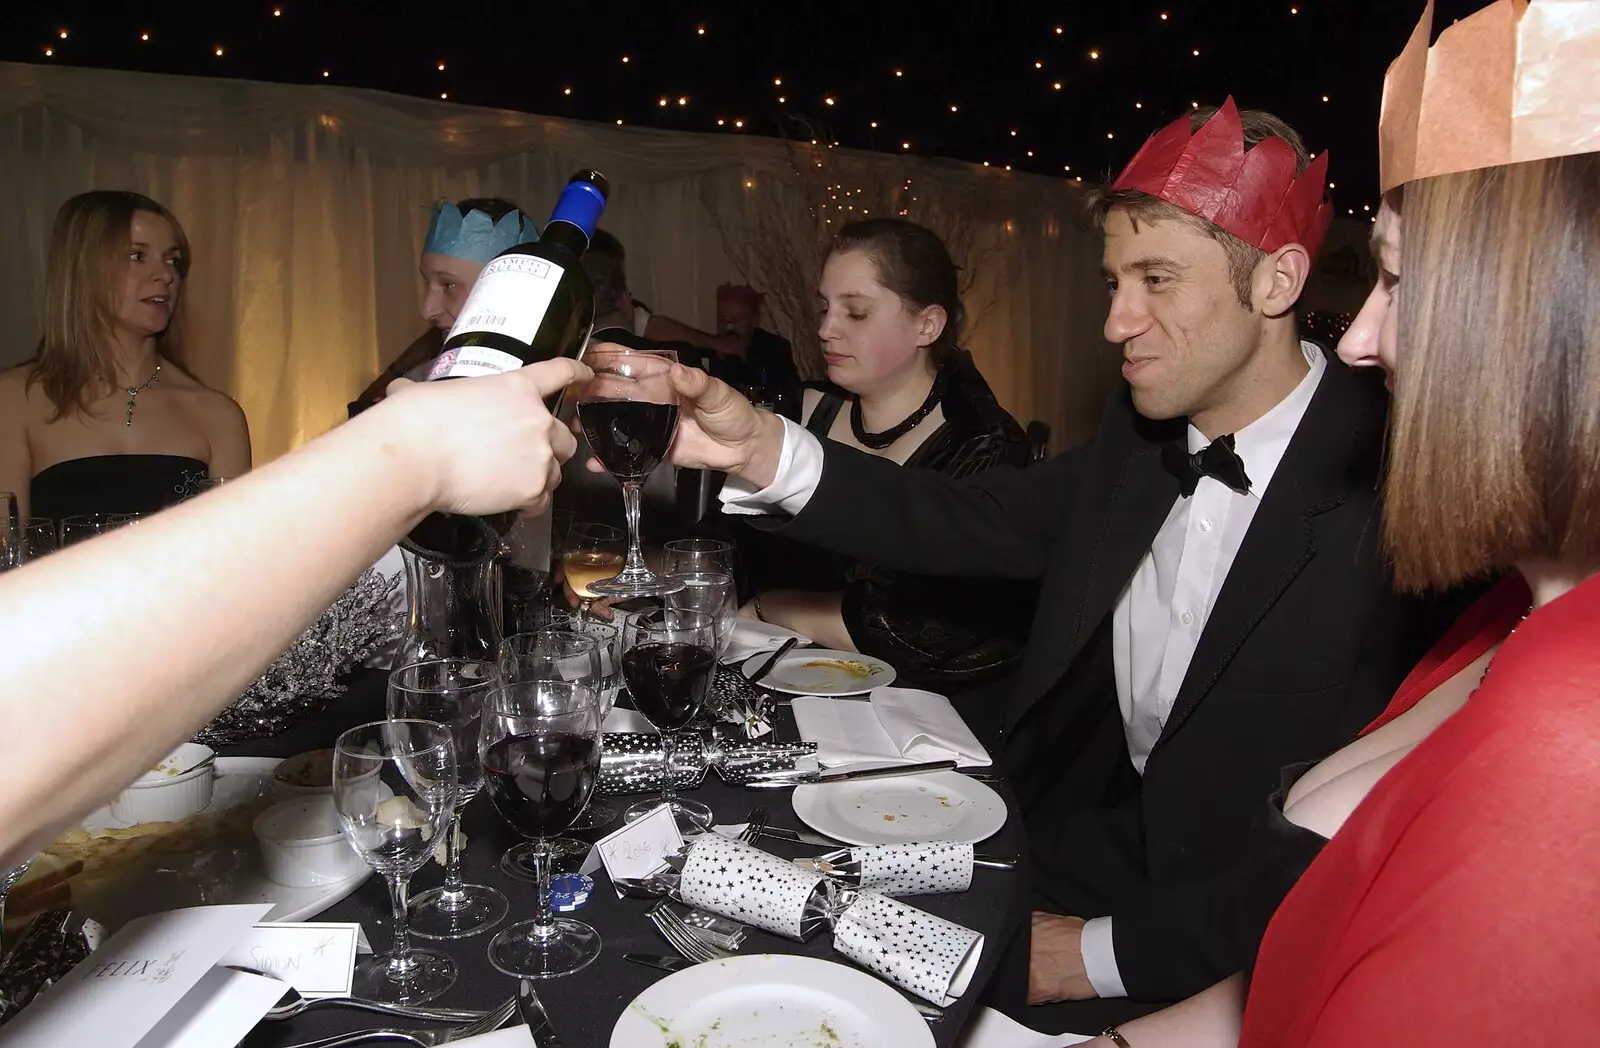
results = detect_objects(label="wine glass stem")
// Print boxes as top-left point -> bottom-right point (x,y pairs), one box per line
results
578,598 -> 592,628
531,840 -> 556,937
660,729 -> 679,813
620,481 -> 648,577
438,807 -> 466,904
385,873 -> 418,978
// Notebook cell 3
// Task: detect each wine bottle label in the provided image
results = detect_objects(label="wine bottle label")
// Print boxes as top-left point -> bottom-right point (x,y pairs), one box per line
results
444,253 -> 567,353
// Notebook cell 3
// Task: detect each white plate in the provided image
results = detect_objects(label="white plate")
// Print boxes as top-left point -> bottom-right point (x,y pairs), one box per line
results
74,756 -> 371,930
791,771 -> 1007,846
741,649 -> 896,696
610,953 -> 933,1048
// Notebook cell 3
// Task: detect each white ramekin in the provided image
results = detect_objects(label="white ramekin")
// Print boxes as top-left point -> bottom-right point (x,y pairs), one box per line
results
272,748 -> 335,798
253,796 -> 367,887
110,744 -> 216,824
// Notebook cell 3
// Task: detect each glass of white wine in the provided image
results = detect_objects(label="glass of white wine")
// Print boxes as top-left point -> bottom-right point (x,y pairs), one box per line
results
562,522 -> 624,623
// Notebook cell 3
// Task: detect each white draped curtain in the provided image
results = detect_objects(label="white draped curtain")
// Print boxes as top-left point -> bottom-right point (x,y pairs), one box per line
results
0,61 -> 1121,463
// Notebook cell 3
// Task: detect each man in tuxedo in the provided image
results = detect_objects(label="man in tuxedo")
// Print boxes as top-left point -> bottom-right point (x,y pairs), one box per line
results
639,98 -> 1465,1024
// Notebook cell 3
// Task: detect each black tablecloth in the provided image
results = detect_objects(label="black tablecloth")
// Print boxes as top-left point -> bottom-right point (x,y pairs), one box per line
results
233,671 -> 1030,1047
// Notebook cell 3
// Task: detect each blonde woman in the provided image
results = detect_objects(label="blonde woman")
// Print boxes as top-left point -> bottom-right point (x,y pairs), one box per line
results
0,191 -> 250,521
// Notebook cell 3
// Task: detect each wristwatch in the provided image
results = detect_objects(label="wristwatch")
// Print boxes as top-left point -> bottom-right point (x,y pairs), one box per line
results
1102,1028 -> 1133,1048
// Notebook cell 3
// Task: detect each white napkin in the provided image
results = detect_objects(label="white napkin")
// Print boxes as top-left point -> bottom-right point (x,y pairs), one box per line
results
954,1006 -> 1095,1047
791,688 -> 992,768
722,618 -> 809,664
448,1029 -> 536,1047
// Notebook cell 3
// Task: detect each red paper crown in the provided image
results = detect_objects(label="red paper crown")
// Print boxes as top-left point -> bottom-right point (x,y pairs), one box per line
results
1111,97 -> 1333,260
716,283 -> 764,308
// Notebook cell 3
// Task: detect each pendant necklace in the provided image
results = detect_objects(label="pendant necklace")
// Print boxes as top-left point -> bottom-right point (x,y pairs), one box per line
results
125,363 -> 162,427
850,366 -> 948,450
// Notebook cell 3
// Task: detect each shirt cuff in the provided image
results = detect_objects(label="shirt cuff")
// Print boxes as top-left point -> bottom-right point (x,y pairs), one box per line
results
1080,916 -> 1128,999
718,416 -> 823,518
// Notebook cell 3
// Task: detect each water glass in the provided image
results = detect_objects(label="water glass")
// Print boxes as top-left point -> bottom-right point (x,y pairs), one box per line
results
661,538 -> 735,577
332,719 -> 458,1003
22,518 -> 58,561
665,572 -> 738,659
0,493 -> 16,571
386,660 -> 508,939
480,680 -> 604,978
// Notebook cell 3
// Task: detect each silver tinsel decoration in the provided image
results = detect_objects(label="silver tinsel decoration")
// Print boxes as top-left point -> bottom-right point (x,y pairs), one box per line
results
193,569 -> 400,746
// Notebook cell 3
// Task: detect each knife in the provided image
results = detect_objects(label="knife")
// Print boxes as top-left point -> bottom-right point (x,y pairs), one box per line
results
518,979 -> 567,1048
746,637 -> 800,686
756,824 -> 843,847
625,952 -> 696,975
745,759 -> 958,789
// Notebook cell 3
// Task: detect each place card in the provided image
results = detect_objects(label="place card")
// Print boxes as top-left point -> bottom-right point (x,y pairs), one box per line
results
131,965 -> 286,1048
0,903 -> 273,1048
581,803 -> 684,882
218,922 -> 364,997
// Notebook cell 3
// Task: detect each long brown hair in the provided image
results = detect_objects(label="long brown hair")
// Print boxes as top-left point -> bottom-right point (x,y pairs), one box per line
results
1383,153 -> 1600,591
28,190 -> 191,419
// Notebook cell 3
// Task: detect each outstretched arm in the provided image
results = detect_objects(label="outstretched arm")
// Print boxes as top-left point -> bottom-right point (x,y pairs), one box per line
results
661,360 -> 1081,579
0,358 -> 589,869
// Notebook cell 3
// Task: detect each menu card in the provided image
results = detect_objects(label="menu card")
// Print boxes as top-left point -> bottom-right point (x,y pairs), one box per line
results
0,903 -> 272,1048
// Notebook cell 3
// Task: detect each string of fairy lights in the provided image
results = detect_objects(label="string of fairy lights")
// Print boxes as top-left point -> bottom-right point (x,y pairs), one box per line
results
22,3 -> 1379,218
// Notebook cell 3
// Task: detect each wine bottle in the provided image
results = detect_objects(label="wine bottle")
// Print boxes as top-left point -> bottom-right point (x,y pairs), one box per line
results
404,170 -> 610,563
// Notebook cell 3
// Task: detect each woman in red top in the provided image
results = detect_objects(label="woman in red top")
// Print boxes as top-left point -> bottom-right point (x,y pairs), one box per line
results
1083,24 -> 1600,1048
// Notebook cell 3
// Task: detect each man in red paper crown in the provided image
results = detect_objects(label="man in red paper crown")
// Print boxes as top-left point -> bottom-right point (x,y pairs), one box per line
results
651,100 -> 1473,1021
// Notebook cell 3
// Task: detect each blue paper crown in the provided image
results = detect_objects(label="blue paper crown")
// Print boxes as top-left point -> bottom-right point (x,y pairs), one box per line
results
423,201 -> 540,264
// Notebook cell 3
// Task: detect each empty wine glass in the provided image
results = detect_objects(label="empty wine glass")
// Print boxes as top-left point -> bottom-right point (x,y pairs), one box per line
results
386,660 -> 508,940
661,538 -> 735,577
666,572 -> 738,660
480,679 -> 604,978
333,719 -> 458,1004
562,522 -> 624,623
620,608 -> 718,834
575,347 -> 684,599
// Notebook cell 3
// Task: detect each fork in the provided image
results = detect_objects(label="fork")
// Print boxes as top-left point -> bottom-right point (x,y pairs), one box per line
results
738,805 -> 770,844
279,996 -> 516,1048
647,899 -> 731,964
646,902 -> 945,1023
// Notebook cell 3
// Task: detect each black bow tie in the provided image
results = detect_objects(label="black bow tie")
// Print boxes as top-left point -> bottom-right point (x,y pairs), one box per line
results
1162,433 -> 1252,498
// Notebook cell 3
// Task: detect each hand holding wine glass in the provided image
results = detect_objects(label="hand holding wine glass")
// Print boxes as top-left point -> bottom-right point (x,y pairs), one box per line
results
575,347 -> 683,599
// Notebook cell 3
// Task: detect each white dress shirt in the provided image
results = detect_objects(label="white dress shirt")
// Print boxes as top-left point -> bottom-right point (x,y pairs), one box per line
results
720,342 -> 1328,997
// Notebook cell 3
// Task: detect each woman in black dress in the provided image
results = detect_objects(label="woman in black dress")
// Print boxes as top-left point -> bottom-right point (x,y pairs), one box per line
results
0,191 -> 251,525
739,218 -> 1036,690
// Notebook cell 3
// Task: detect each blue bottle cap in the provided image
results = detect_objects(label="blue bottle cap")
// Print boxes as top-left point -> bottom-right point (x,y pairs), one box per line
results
548,180 -> 607,240
550,872 -> 593,912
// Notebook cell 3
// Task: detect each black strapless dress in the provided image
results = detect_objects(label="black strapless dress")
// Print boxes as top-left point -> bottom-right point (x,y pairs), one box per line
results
30,455 -> 210,521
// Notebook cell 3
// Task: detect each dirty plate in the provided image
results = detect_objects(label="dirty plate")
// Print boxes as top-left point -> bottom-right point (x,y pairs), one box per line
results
791,771 -> 1006,846
740,649 -> 895,696
610,953 -> 931,1048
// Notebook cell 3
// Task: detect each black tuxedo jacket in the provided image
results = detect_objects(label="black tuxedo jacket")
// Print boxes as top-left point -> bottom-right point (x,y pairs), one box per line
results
776,349 -> 1463,1000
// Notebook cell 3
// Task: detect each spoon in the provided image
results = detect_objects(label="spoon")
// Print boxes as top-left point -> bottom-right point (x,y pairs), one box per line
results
231,966 -> 487,1023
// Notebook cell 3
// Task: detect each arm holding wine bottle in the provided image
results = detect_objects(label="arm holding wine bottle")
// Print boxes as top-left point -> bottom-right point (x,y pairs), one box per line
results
653,360 -> 1081,581
0,358 -> 589,870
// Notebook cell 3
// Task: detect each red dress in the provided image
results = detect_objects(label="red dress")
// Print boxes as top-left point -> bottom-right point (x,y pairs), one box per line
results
1239,571 -> 1600,1045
